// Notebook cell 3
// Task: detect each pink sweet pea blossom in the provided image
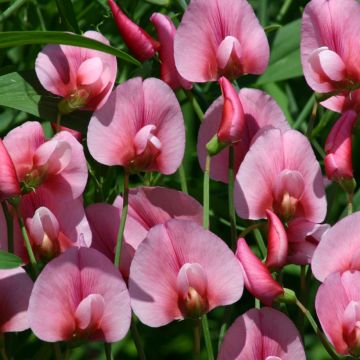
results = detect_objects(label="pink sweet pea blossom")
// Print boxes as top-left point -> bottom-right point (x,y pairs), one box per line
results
0,267 -> 33,333
235,128 -> 326,223
198,88 -> 289,183
108,0 -> 159,62
315,271 -> 360,356
129,219 -> 243,327
150,13 -> 192,90
174,0 -> 269,82
2,121 -> 87,200
324,110 -> 357,182
28,247 -> 131,342
87,77 -> 185,174
301,0 -> 360,113
218,307 -> 305,360
312,212 -> 360,282
36,31 -> 117,113
87,186 -> 202,279
236,238 -> 284,306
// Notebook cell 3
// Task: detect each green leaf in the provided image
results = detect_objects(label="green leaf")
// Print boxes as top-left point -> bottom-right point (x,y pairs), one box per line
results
0,31 -> 140,66
54,0 -> 81,34
257,19 -> 302,85
0,250 -> 22,269
145,0 -> 170,5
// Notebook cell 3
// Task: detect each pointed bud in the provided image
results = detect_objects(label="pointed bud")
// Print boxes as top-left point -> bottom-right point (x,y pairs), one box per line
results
324,110 -> 357,184
108,0 -> 159,62
275,288 -> 297,304
265,210 -> 288,271
236,238 -> 284,306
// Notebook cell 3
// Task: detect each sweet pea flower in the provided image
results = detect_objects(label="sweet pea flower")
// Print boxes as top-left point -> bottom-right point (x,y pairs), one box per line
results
324,110 -> 357,183
87,186 -> 203,279
235,128 -> 326,223
150,13 -> 192,90
87,77 -> 185,174
198,88 -> 289,183
0,267 -> 33,333
174,0 -> 269,82
36,31 -> 117,113
218,307 -> 305,360
316,271 -> 360,356
2,121 -> 87,200
29,247 -> 131,342
236,238 -> 284,306
129,219 -> 243,327
301,0 -> 360,113
108,0 -> 159,62
312,212 -> 360,282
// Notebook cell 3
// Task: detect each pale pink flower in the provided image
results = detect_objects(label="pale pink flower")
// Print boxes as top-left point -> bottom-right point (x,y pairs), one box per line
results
301,0 -> 360,112
198,88 -> 289,183
316,270 -> 360,355
0,267 -> 33,333
218,307 -> 305,360
129,219 -> 243,327
28,247 -> 131,342
174,0 -> 269,82
36,31 -> 117,112
87,77 -> 185,174
3,121 -> 87,200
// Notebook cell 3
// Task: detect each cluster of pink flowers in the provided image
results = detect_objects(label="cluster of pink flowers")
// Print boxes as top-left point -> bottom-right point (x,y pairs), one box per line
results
1,0 -> 360,358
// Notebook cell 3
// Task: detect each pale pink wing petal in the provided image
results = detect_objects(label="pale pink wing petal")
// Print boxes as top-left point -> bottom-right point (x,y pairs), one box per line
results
282,130 -> 326,223
3,121 -> 45,181
0,267 -> 33,332
312,212 -> 360,282
235,128 -> 284,219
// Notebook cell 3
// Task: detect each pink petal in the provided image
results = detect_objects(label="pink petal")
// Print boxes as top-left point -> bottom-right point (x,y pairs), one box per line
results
177,263 -> 207,299
236,238 -> 283,306
265,210 -> 288,271
218,307 -> 305,359
129,219 -> 243,327
150,13 -> 192,90
77,57 -> 103,86
74,294 -> 105,331
29,247 -> 131,342
0,267 -> 33,333
174,0 -> 269,82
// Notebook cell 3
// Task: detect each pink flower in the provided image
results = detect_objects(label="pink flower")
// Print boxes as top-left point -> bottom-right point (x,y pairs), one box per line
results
315,270 -> 360,355
174,0 -> 269,82
87,186 -> 202,279
0,267 -> 33,333
324,110 -> 357,182
35,31 -> 117,113
3,121 -> 87,200
218,307 -> 305,359
236,238 -> 284,306
108,0 -> 159,62
301,0 -> 360,112
87,77 -> 185,174
312,212 -> 360,282
235,128 -> 326,223
129,219 -> 243,327
28,247 -> 131,342
150,13 -> 192,90
50,123 -> 82,142
198,88 -> 289,183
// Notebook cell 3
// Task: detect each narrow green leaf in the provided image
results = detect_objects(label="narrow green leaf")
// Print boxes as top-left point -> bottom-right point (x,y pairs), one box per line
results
0,31 -> 140,66
264,24 -> 281,34
54,0 -> 81,34
0,250 -> 22,269
145,0 -> 170,5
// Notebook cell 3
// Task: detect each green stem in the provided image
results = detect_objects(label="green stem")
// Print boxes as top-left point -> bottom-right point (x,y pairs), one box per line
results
298,265 -> 307,341
254,228 -> 267,259
55,112 -> 62,132
130,318 -> 146,360
203,155 -> 211,230
0,0 -> 27,23
306,100 -> 318,138
114,171 -> 129,268
185,91 -> 204,122
104,343 -> 113,360
201,315 -> 214,360
178,164 -> 188,194
0,334 -> 8,360
228,146 -> 237,250
239,222 -> 265,238
217,307 -> 232,351
276,0 -> 293,22
294,95 -> 315,130
1,202 -> 13,253
53,343 -> 62,360
348,192 -> 353,215
194,319 -> 201,360
295,299 -> 341,360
